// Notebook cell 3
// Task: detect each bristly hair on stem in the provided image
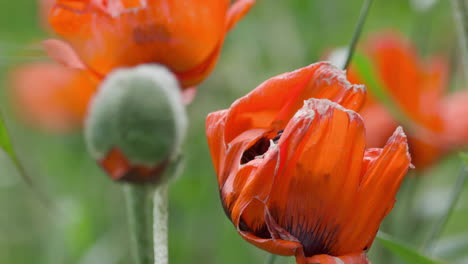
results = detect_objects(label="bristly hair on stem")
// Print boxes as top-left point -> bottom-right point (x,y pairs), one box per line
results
343,0 -> 374,70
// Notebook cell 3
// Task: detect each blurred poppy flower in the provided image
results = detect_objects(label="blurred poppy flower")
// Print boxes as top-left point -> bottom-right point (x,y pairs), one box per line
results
348,32 -> 468,168
206,62 -> 411,264
48,0 -> 255,88
10,0 -> 254,132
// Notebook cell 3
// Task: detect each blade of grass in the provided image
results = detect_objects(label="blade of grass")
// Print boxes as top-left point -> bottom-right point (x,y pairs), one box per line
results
451,0 -> 468,82
377,232 -> 444,264
423,154 -> 468,253
0,112 -> 52,208
343,0 -> 374,70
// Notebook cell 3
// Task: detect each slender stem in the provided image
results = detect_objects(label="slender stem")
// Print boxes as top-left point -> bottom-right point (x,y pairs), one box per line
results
125,184 -> 155,264
266,254 -> 276,264
343,0 -> 374,70
422,164 -> 468,253
153,183 -> 169,264
451,0 -> 468,82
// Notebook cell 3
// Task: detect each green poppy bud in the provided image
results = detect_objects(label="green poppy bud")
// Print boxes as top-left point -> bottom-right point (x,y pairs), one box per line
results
85,64 -> 187,183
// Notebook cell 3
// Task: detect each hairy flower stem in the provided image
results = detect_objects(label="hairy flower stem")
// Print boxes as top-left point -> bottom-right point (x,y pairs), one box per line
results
343,0 -> 374,70
153,184 -> 169,264
125,183 -> 170,264
125,184 -> 156,264
451,0 -> 468,81
423,164 -> 468,253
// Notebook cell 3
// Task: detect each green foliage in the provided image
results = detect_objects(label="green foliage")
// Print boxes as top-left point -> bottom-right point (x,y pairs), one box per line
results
377,232 -> 444,264
0,0 -> 460,264
460,152 -> 468,165
0,112 -> 14,156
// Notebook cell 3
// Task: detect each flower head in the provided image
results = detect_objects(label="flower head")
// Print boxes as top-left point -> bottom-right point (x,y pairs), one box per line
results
85,65 -> 187,183
348,32 -> 468,168
48,0 -> 255,88
206,62 -> 411,263
10,0 -> 254,133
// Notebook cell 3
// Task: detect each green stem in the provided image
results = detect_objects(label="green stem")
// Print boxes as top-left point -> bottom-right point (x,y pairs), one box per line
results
451,0 -> 468,81
124,184 -> 156,264
422,164 -> 468,253
153,184 -> 169,264
343,0 -> 374,70
266,254 -> 276,264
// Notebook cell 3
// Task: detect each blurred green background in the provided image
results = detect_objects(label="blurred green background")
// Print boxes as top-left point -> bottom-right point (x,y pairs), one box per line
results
0,0 -> 466,263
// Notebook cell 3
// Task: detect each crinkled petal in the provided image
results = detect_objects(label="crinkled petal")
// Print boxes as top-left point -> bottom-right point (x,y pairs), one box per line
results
224,62 -> 366,143
267,99 -> 367,257
340,127 -> 410,253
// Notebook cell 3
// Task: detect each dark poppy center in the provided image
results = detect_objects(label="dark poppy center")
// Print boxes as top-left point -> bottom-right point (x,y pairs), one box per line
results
240,130 -> 284,164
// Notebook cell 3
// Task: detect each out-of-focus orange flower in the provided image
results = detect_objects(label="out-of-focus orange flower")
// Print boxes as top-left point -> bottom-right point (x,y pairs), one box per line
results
348,32 -> 468,169
10,62 -> 97,132
206,62 -> 411,264
10,0 -> 254,133
49,0 -> 255,88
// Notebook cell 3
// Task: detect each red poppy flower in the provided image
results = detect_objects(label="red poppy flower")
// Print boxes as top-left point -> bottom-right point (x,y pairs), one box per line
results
206,62 -> 411,264
348,32 -> 468,168
48,0 -> 255,88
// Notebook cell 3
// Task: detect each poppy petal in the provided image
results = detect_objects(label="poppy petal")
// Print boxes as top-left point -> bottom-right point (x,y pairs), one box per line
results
43,39 -> 87,70
442,90 -> 468,147
9,62 -> 98,132
224,62 -> 366,143
307,253 -> 370,264
49,0 -> 230,87
365,32 -> 444,132
206,110 -> 229,177
341,127 -> 410,253
267,99 -> 366,257
226,0 -> 256,31
360,104 -> 396,148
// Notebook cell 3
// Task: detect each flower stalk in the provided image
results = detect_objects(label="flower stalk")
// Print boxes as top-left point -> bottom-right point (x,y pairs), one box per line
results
343,0 -> 374,70
153,183 -> 169,264
451,0 -> 468,81
124,184 -> 156,264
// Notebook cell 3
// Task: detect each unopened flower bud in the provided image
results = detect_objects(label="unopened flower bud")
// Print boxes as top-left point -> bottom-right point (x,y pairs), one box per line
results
85,64 -> 187,184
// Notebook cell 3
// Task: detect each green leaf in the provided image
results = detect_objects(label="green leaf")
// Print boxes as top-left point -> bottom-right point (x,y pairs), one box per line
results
0,113 -> 14,156
377,232 -> 444,264
0,112 -> 51,208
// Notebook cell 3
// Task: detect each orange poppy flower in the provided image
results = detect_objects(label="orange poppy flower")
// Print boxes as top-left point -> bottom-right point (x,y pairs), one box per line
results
348,32 -> 468,168
206,62 -> 411,264
10,0 -> 254,133
9,61 -> 97,132
48,0 -> 255,88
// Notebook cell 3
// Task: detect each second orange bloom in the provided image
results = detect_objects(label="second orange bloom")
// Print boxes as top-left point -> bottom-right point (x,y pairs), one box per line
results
206,62 -> 411,264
